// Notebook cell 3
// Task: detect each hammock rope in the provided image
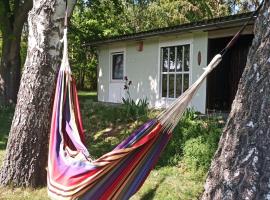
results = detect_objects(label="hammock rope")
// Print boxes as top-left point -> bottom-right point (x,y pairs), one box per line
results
47,2 -> 263,199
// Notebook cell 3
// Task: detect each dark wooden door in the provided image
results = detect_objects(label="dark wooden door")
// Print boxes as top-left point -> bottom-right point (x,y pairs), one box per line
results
207,35 -> 253,111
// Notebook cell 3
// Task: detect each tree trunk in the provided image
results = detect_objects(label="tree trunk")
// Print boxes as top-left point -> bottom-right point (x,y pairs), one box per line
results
0,0 -> 33,105
0,0 -> 76,187
78,68 -> 85,90
0,33 -> 21,104
202,1 -> 270,199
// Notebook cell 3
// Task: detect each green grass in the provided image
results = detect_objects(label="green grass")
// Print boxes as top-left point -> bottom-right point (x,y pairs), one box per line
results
131,166 -> 205,200
0,187 -> 48,200
0,91 -> 223,200
78,90 -> 97,102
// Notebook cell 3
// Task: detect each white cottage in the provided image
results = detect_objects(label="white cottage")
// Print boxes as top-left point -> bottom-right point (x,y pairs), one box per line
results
88,13 -> 255,113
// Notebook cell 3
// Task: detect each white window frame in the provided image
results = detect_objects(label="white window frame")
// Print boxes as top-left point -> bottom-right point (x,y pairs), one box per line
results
158,40 -> 192,100
109,48 -> 126,83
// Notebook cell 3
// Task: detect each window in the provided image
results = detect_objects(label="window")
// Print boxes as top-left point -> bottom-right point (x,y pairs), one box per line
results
111,52 -> 124,80
161,44 -> 190,98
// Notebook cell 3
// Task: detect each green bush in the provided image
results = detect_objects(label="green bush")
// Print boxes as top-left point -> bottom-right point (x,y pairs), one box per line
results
183,136 -> 215,171
158,109 -> 223,172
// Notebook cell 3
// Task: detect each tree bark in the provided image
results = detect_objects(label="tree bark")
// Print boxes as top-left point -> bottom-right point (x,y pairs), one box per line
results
0,0 -> 33,104
0,32 -> 22,104
0,0 -> 76,187
79,67 -> 85,90
202,1 -> 270,199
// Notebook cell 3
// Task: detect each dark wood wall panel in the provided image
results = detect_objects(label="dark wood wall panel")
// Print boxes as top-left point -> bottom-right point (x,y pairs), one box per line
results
207,35 -> 254,112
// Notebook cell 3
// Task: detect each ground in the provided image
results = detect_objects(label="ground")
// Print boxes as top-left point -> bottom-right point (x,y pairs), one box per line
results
0,91 -> 222,200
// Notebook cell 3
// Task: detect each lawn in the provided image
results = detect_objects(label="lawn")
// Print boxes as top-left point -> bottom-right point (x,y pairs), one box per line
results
0,91 -> 224,200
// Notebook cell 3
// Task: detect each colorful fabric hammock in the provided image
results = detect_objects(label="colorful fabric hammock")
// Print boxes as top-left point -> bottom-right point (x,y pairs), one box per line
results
47,23 -> 222,199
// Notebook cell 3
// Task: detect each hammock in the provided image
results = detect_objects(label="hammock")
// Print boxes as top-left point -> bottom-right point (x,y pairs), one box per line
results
47,1 -> 262,198
47,23 -> 222,199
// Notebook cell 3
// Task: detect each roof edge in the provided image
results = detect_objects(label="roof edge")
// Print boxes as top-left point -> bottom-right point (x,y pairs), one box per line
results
85,12 -> 255,46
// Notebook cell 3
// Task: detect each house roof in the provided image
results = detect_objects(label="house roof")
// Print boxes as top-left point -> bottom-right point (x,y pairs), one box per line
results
86,12 -> 255,46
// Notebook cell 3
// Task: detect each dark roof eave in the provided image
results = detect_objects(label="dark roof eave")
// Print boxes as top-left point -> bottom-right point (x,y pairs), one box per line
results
85,13 -> 255,47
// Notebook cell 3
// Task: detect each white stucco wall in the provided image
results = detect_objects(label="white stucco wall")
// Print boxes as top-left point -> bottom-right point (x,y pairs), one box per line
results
125,40 -> 159,107
97,32 -> 208,113
97,46 -> 110,102
190,32 -> 208,113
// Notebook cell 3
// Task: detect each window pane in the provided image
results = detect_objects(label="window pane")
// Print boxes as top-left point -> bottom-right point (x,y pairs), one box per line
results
176,74 -> 182,97
176,46 -> 183,72
169,74 -> 175,98
160,44 -> 190,99
112,53 -> 123,80
169,47 -> 175,72
162,47 -> 169,72
184,45 -> 190,72
162,74 -> 167,97
183,74 -> 189,91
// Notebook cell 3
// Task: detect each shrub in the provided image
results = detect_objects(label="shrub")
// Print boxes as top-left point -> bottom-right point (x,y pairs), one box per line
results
122,97 -> 149,120
158,109 -> 223,172
183,136 -> 216,171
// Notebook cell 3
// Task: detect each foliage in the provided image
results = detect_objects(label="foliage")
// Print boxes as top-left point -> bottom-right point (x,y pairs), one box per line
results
183,135 -> 217,172
124,0 -> 229,32
225,0 -> 261,13
69,0 -> 132,90
181,118 -> 222,171
158,109 -> 223,172
122,97 -> 149,120
20,27 -> 28,69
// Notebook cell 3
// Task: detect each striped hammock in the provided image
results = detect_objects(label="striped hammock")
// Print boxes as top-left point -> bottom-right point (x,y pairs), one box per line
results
47,27 -> 222,200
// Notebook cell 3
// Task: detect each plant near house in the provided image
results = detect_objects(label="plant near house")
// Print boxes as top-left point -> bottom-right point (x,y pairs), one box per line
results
122,76 -> 149,120
123,76 -> 132,99
158,108 -> 223,172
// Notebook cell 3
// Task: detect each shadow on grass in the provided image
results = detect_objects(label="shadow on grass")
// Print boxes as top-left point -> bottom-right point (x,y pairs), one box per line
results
79,100 -> 151,159
141,177 -> 165,200
85,119 -> 142,158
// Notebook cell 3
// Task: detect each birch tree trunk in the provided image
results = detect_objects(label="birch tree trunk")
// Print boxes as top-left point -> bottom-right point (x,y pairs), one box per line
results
202,1 -> 270,199
0,0 -> 76,187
